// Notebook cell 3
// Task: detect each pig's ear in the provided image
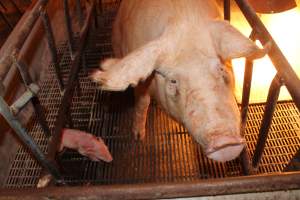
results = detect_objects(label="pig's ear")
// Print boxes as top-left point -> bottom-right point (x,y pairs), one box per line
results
210,20 -> 271,61
90,39 -> 166,91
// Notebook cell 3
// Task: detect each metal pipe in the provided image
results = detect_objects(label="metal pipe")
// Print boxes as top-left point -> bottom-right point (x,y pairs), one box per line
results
252,74 -> 283,168
2,172 -> 300,199
224,0 -> 231,21
40,0 -> 95,185
13,59 -> 51,137
63,0 -> 75,59
0,0 -> 48,96
10,83 -> 39,115
234,0 -> 300,112
0,96 -> 62,181
40,10 -> 64,92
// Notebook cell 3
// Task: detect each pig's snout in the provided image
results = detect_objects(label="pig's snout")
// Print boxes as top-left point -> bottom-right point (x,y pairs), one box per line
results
205,133 -> 245,162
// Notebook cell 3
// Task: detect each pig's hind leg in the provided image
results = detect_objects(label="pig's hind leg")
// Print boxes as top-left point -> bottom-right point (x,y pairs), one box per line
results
132,84 -> 150,140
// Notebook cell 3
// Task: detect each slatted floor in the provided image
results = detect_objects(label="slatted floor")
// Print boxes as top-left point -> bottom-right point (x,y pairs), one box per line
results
3,0 -> 300,188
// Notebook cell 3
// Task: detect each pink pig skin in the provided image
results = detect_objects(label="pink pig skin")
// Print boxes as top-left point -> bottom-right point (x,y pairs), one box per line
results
59,128 -> 113,162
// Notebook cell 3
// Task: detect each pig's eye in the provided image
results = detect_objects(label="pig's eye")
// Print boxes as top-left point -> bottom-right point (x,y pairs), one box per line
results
166,78 -> 179,98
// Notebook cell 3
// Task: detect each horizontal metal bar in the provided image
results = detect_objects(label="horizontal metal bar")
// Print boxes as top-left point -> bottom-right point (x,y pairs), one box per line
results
2,172 -> 300,199
0,96 -> 62,181
40,0 -> 95,185
0,0 -> 48,96
10,83 -> 39,115
252,74 -> 283,168
234,0 -> 300,112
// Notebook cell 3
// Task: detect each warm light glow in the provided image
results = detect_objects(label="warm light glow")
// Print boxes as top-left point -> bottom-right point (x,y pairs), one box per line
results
231,7 -> 300,103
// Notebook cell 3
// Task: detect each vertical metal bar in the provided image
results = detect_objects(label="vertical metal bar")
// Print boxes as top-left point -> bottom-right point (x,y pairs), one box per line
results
40,10 -> 64,92
0,96 -> 62,181
9,0 -> 22,16
0,10 -> 13,30
63,0 -> 75,59
13,59 -> 51,137
252,74 -> 283,168
76,0 -> 84,27
224,0 -> 231,21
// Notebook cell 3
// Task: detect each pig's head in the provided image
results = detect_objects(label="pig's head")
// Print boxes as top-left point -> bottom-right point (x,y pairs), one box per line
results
91,20 -> 270,162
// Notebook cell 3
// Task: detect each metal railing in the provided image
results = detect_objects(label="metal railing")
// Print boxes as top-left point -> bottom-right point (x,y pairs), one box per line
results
0,0 -> 96,185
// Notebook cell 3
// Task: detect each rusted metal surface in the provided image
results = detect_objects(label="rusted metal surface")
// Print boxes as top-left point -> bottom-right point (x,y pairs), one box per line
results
1,172 -> 300,199
0,0 -> 48,96
247,0 -> 297,14
235,0 -> 300,112
41,0 -> 95,184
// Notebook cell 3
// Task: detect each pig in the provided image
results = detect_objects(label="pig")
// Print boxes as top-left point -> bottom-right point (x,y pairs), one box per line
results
91,0 -> 269,162
59,128 -> 113,162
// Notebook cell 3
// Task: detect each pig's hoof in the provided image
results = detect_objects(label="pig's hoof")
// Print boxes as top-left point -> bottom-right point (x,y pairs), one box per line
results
133,128 -> 146,141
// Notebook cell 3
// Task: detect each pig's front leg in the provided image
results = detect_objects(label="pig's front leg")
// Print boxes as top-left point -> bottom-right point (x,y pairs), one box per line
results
133,84 -> 150,140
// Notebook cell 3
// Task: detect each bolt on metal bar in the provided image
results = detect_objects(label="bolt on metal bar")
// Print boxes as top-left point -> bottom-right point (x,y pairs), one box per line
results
39,0 -> 96,186
235,0 -> 300,112
0,10 -> 13,30
224,0 -> 230,21
252,74 -> 283,168
13,58 -> 51,137
0,0 -> 49,96
40,10 -> 65,92
10,83 -> 39,115
63,0 -> 75,59
76,0 -> 84,27
0,96 -> 62,181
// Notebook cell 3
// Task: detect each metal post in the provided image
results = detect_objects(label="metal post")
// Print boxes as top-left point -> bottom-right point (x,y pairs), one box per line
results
0,96 -> 62,181
63,0 -> 75,59
224,0 -> 231,21
13,59 -> 51,137
252,74 -> 283,168
40,10 -> 64,92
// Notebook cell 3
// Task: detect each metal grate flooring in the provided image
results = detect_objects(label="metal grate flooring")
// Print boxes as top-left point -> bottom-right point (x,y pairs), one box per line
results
3,1 -> 300,188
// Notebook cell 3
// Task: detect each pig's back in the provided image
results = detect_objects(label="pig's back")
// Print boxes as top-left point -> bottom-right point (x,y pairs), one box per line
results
112,0 -> 221,57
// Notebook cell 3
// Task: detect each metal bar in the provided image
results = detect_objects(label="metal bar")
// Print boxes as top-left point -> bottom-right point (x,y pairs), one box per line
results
10,83 -> 39,115
13,59 -> 51,137
9,0 -> 23,16
0,0 -> 49,96
224,0 -> 230,21
40,0 -> 95,185
76,0 -> 84,27
2,172 -> 300,199
252,74 -> 283,168
239,31 -> 256,175
63,0 -> 75,59
285,149 -> 300,171
40,10 -> 64,92
234,0 -> 300,112
0,10 -> 13,30
0,96 -> 62,181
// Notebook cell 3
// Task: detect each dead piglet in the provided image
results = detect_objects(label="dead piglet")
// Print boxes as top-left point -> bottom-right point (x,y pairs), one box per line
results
59,128 -> 113,162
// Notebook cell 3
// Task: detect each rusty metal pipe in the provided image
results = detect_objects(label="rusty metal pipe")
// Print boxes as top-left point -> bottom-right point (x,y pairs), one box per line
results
252,74 -> 283,168
234,0 -> 300,112
2,172 -> 300,199
0,0 -> 48,96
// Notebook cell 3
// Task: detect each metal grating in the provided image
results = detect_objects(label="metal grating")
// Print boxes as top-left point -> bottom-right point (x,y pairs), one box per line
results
3,0 -> 300,188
